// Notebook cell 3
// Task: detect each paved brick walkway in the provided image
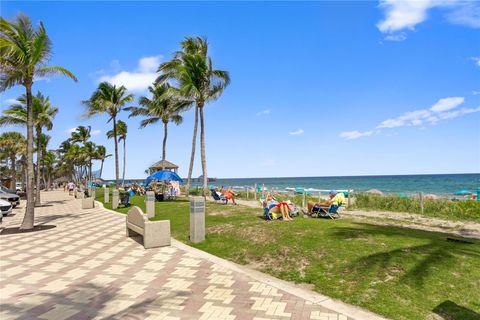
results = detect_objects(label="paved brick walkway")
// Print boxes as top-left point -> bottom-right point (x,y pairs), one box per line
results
0,191 -> 384,320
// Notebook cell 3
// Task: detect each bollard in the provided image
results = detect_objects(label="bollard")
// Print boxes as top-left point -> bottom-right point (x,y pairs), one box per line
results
92,186 -> 96,199
88,186 -> 92,197
104,187 -> 109,203
302,192 -> 306,208
112,189 -> 119,209
82,197 -> 94,209
145,191 -> 155,218
347,189 -> 351,208
189,196 -> 205,243
77,189 -> 85,199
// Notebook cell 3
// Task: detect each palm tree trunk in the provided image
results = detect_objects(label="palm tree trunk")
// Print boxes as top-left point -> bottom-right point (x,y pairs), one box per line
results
10,155 -> 16,191
186,106 -> 199,195
34,126 -> 42,206
122,138 -> 126,187
199,103 -> 208,196
99,160 -> 104,179
20,83 -> 35,230
113,115 -> 119,189
162,121 -> 168,161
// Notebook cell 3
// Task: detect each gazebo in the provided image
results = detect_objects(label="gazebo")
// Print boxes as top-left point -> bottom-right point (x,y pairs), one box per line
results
149,159 -> 179,174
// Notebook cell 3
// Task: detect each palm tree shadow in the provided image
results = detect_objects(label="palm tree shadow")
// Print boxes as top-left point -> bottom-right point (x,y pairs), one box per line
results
433,300 -> 480,320
1,281 -> 184,320
332,223 -> 480,286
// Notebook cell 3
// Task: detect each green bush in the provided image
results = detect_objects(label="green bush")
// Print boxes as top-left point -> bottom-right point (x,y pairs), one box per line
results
353,193 -> 480,222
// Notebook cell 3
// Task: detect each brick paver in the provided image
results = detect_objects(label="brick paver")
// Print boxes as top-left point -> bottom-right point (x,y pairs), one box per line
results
0,191 -> 371,320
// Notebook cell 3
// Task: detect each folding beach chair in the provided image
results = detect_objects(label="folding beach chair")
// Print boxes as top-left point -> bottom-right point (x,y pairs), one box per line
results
312,203 -> 342,219
211,190 -> 227,204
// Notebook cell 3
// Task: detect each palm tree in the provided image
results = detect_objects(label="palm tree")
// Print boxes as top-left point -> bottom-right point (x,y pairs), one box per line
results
35,133 -> 52,191
107,120 -> 127,187
83,82 -> 133,188
126,83 -> 186,163
42,150 -> 55,191
0,92 -> 59,206
0,14 -> 77,229
0,131 -> 26,189
95,145 -> 111,179
71,126 -> 91,145
158,37 -> 230,194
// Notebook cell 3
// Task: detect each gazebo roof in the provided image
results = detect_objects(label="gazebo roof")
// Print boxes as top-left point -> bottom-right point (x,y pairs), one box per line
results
149,159 -> 178,170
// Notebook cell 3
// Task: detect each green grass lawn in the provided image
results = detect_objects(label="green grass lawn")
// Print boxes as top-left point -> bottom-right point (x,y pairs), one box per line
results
95,189 -> 480,320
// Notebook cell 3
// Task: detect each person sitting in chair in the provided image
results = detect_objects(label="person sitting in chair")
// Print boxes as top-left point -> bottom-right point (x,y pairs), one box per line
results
263,193 -> 293,221
224,187 -> 238,205
307,190 -> 345,214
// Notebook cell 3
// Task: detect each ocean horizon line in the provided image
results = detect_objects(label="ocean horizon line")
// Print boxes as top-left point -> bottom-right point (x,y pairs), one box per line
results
105,172 -> 480,181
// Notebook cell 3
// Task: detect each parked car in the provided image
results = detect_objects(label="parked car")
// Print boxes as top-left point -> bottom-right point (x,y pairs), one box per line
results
0,189 -> 20,208
0,185 -> 17,194
0,198 -> 12,217
16,182 -> 23,192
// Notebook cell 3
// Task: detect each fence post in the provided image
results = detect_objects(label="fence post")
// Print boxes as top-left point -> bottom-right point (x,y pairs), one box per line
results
318,191 -> 321,203
254,184 -> 257,200
347,189 -> 351,208
190,196 -> 205,243
419,192 -> 424,214
302,191 -> 306,208
246,187 -> 249,199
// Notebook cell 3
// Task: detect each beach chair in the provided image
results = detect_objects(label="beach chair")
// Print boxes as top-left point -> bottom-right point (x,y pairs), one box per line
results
211,190 -> 227,204
312,203 -> 341,219
119,193 -> 131,207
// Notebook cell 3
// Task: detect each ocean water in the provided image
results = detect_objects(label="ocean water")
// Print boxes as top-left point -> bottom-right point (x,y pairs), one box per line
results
188,173 -> 480,196
111,173 -> 479,196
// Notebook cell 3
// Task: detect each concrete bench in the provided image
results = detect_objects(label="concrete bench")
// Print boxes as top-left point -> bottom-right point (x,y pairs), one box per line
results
82,197 -> 94,209
126,206 -> 171,249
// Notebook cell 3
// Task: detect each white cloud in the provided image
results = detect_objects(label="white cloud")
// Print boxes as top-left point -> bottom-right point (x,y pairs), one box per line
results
3,98 -> 18,105
342,96 -> 480,139
429,96 -> 464,112
339,130 -> 373,140
98,55 -> 162,92
91,129 -> 101,135
66,128 -> 77,134
256,109 -> 271,116
446,1 -> 480,28
377,0 -> 479,39
384,33 -> 407,41
471,57 -> 480,67
289,129 -> 304,135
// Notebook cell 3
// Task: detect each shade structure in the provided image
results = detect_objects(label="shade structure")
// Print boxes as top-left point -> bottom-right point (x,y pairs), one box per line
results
145,170 -> 183,186
366,189 -> 383,195
424,193 -> 439,200
453,189 -> 473,195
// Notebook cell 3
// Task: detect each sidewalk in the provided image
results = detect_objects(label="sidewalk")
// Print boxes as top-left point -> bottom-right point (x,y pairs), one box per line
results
0,191 -> 385,320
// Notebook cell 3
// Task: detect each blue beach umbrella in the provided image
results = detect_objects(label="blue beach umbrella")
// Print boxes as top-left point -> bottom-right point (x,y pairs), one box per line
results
453,189 -> 473,195
145,170 -> 183,186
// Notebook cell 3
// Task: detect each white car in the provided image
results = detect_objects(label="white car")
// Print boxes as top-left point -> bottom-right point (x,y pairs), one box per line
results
0,199 -> 12,217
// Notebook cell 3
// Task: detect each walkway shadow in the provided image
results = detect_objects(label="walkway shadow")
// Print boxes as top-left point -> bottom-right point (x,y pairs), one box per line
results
35,214 -> 81,225
331,223 -> 480,286
433,300 -> 480,320
1,281 -> 184,320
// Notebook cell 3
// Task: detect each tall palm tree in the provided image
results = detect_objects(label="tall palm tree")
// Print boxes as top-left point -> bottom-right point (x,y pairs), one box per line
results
95,145 -> 111,179
71,126 -> 91,145
42,150 -> 55,191
0,14 -> 77,229
0,131 -> 26,189
83,82 -> 133,188
158,37 -> 230,194
107,120 -> 127,187
38,133 -> 50,190
0,92 -> 59,206
126,83 -> 186,163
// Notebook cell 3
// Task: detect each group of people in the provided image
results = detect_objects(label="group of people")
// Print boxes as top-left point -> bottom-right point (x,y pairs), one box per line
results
262,190 -> 346,221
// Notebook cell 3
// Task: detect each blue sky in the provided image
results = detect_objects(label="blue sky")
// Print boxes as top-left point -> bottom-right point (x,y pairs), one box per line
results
1,1 -> 479,179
